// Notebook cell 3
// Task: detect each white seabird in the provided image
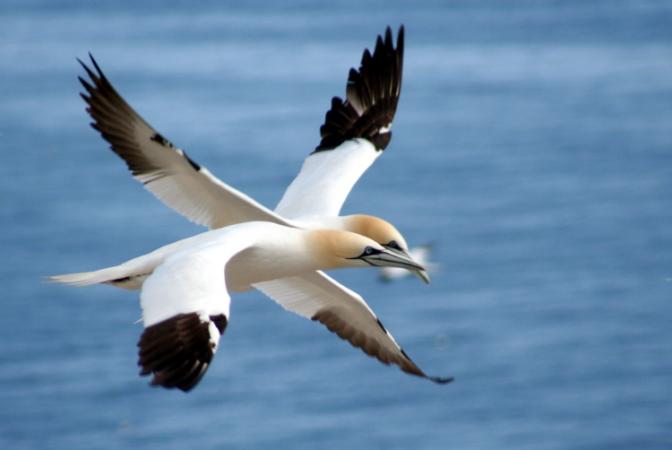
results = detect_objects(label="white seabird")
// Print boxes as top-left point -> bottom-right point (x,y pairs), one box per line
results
59,26 -> 452,387
52,222 -> 451,391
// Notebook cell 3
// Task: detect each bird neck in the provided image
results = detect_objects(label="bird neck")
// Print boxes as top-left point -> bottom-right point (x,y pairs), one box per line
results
304,229 -> 369,270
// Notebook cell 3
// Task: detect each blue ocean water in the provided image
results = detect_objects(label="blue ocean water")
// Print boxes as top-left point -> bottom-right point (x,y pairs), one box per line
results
2,1 -> 671,448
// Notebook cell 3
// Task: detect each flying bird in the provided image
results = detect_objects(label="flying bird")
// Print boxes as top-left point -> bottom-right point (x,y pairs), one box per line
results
52,222 -> 452,391
60,26 -> 451,387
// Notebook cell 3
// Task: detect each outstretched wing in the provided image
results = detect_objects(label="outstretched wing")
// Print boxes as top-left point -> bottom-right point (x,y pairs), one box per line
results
254,270 -> 451,384
137,239 -> 247,391
78,55 -> 291,229
275,26 -> 405,219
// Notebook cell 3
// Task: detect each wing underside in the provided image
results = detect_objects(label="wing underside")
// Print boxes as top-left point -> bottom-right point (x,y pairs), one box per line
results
275,26 -> 405,219
78,55 -> 290,229
254,271 -> 452,384
137,237 -> 248,391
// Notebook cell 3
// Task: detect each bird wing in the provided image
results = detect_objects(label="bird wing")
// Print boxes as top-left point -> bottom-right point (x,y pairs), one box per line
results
137,239 -> 248,392
78,55 -> 291,229
253,270 -> 451,384
274,26 -> 405,219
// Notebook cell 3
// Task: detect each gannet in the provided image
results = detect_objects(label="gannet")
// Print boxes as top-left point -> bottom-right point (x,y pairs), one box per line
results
76,26 -> 416,273
61,26 -> 453,386
52,222 -> 452,391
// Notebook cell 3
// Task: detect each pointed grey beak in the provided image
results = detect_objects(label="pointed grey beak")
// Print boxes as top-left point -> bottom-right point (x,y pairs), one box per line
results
413,269 -> 431,284
381,246 -> 431,284
363,248 -> 430,284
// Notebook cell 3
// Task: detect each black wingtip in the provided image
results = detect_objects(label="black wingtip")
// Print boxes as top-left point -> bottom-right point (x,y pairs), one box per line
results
314,25 -> 405,153
428,375 -> 454,385
78,60 -> 99,85
77,75 -> 90,90
88,52 -> 105,79
137,313 -> 228,392
77,52 -> 106,83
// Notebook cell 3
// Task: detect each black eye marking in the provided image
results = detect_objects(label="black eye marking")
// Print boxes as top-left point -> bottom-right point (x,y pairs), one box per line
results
347,246 -> 382,260
360,246 -> 383,258
386,240 -> 403,251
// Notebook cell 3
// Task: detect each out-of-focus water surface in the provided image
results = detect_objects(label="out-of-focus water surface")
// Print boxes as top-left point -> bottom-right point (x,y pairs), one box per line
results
2,1 -> 671,449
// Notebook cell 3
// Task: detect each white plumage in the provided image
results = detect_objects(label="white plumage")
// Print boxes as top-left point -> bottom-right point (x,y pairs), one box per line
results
52,222 -> 449,390
54,26 -> 451,389
274,138 -> 381,219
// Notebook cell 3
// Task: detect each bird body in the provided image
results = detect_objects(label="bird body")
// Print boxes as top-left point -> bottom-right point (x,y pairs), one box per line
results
51,219 -> 423,291
137,221 -> 389,390
53,26 -> 452,389
52,221 -> 448,390
137,222 -> 387,325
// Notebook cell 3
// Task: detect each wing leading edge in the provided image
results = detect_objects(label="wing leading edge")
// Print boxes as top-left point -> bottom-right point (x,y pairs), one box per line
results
275,26 -> 405,218
78,55 -> 290,229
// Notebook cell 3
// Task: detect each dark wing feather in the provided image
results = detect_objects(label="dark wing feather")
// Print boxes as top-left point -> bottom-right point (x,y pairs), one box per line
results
315,25 -> 404,152
312,308 -> 452,384
254,272 -> 452,384
77,54 -> 290,229
138,313 -> 228,392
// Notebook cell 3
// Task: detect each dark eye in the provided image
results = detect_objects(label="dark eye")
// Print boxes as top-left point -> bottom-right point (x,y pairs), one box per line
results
364,246 -> 375,255
386,240 -> 402,251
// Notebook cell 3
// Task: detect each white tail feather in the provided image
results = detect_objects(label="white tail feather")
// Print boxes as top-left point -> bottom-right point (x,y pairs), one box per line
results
48,224 -> 242,290
48,249 -> 166,290
48,265 -> 133,287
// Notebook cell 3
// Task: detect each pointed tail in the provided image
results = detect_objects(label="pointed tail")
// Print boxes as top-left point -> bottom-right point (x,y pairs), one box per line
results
48,266 -> 124,285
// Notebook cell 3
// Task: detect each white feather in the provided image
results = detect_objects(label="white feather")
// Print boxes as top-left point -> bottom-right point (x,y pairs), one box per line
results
274,139 -> 381,219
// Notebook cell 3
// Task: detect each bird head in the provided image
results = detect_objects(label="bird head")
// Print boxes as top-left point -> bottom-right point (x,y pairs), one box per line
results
310,229 -> 427,279
340,215 -> 430,283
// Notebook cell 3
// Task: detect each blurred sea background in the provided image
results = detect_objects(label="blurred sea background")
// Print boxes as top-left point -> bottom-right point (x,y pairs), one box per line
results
2,1 -> 671,449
